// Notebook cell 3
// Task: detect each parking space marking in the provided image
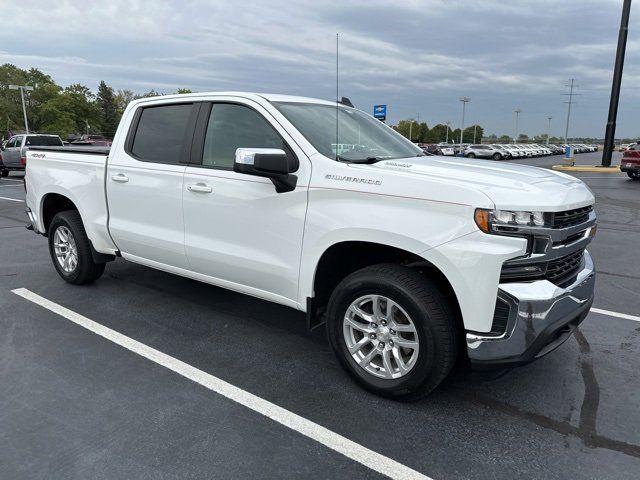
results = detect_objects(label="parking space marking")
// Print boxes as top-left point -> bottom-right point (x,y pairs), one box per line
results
11,288 -> 431,480
0,178 -> 23,182
0,184 -> 22,187
0,196 -> 24,202
592,307 -> 640,323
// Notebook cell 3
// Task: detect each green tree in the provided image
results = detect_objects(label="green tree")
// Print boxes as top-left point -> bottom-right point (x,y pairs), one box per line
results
425,124 -> 449,143
396,120 -> 423,142
176,88 -> 193,94
137,89 -> 161,98
114,89 -> 136,118
498,135 -> 511,142
517,133 -> 529,143
97,80 -> 118,138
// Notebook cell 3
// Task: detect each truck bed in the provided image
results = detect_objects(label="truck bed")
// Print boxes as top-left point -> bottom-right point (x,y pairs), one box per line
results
25,146 -> 117,254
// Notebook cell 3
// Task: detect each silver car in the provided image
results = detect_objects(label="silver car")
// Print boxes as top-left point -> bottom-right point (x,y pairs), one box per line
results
463,144 -> 510,160
1,134 -> 64,174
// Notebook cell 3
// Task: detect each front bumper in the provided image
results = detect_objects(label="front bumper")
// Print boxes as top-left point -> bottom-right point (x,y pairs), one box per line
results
466,250 -> 595,368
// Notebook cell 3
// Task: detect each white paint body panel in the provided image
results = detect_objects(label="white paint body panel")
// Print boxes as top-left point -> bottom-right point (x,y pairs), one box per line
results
25,91 -> 595,334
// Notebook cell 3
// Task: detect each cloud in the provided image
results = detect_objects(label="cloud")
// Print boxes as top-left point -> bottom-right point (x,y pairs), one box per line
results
0,0 -> 637,137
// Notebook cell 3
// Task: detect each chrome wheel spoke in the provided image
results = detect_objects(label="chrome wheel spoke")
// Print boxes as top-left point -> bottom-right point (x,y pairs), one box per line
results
349,305 -> 374,324
392,347 -> 409,372
393,337 -> 418,350
348,336 -> 370,354
361,346 -> 379,365
391,323 -> 415,333
382,348 -> 394,377
345,317 -> 373,334
372,295 -> 383,320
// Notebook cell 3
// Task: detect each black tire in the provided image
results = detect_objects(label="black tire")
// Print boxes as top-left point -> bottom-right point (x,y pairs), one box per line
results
48,210 -> 105,284
0,170 -> 8,177
492,153 -> 501,160
326,264 -> 458,400
627,171 -> 640,180
466,153 -> 475,158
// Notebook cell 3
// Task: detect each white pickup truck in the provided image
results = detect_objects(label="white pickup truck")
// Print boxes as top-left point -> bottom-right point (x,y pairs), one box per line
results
24,92 -> 597,399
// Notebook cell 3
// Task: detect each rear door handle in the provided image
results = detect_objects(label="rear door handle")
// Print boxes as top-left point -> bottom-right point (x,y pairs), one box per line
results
187,183 -> 212,193
111,173 -> 129,183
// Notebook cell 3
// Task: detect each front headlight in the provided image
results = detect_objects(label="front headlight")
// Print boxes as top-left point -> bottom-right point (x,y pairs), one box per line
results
474,208 -> 547,233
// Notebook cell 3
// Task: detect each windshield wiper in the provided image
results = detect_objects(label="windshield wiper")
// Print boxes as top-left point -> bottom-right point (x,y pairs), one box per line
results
336,155 -> 381,164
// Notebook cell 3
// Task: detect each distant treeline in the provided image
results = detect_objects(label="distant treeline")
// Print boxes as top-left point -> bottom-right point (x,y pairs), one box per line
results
0,64 -> 191,140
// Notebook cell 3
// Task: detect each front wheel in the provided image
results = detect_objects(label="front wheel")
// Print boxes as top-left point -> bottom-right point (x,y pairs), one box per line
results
0,170 -> 8,177
492,153 -> 502,160
627,171 -> 640,180
466,153 -> 475,158
326,264 -> 458,400
48,210 -> 106,284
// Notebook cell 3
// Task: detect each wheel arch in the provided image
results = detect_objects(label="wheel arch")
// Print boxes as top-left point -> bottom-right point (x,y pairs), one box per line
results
306,240 -> 463,340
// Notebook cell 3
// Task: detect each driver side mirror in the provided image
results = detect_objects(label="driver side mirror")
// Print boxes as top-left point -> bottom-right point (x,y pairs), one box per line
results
234,148 -> 297,193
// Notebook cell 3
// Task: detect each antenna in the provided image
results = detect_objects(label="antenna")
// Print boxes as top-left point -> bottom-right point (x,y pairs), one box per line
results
335,33 -> 339,161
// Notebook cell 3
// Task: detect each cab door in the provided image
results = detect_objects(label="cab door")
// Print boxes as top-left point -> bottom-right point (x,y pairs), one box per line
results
107,102 -> 199,268
182,100 -> 310,305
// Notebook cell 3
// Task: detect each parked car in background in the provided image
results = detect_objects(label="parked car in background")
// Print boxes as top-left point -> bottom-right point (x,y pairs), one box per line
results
437,143 -> 456,156
619,144 -> 630,152
71,134 -> 112,147
499,145 -> 524,158
463,144 -> 510,160
1,134 -> 64,174
621,143 -> 640,180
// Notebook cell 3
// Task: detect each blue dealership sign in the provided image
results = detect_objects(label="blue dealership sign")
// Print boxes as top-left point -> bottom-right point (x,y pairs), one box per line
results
373,104 -> 387,120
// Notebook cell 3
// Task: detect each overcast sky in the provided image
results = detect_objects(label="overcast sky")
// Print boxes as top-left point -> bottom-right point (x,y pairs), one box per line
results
2,0 -> 639,138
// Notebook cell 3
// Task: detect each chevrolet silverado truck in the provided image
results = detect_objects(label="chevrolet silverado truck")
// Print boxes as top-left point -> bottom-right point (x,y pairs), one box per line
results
24,93 -> 597,399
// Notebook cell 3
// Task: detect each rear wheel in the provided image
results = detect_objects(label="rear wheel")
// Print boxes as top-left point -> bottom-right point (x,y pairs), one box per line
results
326,264 -> 458,400
0,170 -> 8,177
627,171 -> 640,180
48,210 -> 106,284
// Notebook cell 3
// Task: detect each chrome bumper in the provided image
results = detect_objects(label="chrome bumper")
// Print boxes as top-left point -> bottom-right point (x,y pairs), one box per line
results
466,250 -> 595,367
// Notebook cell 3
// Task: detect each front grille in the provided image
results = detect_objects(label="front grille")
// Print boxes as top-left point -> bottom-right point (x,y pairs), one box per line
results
545,249 -> 585,284
551,206 -> 592,229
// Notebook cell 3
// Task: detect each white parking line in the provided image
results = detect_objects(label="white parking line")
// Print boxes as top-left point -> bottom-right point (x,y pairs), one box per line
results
11,288 -> 431,480
591,307 -> 640,323
1,178 -> 23,182
0,196 -> 24,202
0,184 -> 22,187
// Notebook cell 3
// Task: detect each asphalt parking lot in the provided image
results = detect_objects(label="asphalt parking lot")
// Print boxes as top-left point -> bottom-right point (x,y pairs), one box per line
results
1,151 -> 639,480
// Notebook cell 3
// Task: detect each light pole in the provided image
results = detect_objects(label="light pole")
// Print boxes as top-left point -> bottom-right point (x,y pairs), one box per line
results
8,84 -> 34,134
445,121 -> 451,143
459,97 -> 470,149
514,108 -> 521,143
563,78 -> 577,145
473,124 -> 478,144
546,116 -> 552,145
602,0 -> 632,167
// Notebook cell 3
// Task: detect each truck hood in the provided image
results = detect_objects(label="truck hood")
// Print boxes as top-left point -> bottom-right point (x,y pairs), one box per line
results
364,157 -> 594,211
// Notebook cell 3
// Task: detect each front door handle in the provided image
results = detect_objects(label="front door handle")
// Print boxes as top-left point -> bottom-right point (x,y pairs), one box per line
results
187,183 -> 213,193
111,173 -> 129,183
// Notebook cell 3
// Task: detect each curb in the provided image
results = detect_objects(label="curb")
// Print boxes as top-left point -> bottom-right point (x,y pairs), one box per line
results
552,165 -> 621,173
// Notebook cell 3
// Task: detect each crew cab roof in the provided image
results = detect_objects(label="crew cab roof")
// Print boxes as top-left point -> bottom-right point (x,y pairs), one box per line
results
128,92 -> 338,108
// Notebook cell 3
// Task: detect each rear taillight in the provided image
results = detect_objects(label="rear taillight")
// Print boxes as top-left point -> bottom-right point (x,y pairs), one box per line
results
20,156 -> 26,166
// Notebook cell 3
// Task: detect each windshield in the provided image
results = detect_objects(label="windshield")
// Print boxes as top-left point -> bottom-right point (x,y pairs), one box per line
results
273,102 -> 424,162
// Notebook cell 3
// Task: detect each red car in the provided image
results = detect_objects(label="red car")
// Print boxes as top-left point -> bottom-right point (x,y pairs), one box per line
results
620,143 -> 640,180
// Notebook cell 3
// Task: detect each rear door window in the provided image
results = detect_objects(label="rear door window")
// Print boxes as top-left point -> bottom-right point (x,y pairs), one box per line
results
130,103 -> 194,164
